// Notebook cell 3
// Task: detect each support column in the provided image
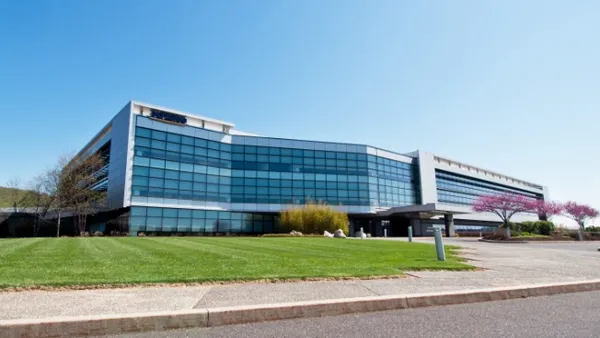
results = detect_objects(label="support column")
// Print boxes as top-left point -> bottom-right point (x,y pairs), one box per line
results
410,218 -> 421,237
444,214 -> 455,237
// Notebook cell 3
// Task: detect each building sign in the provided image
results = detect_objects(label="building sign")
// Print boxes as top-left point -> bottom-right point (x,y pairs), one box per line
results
150,110 -> 187,125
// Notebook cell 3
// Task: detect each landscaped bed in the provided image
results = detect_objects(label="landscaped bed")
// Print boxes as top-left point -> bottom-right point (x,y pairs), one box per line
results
0,237 -> 473,289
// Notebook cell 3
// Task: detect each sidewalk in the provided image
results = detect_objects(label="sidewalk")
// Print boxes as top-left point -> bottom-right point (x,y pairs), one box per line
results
1,238 -> 600,321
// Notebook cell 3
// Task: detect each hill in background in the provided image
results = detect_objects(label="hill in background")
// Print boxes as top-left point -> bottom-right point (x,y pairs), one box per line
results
0,187 -> 30,208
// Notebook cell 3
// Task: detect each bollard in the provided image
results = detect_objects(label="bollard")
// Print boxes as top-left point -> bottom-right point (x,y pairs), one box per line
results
384,229 -> 387,238
408,226 -> 413,242
433,228 -> 446,261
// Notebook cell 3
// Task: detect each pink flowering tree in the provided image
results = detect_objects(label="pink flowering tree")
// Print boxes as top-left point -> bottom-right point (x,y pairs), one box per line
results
527,200 -> 563,221
563,201 -> 599,241
472,193 -> 534,238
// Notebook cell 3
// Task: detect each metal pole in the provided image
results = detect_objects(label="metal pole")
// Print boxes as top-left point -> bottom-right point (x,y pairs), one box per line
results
408,226 -> 413,242
433,228 -> 446,261
384,229 -> 387,238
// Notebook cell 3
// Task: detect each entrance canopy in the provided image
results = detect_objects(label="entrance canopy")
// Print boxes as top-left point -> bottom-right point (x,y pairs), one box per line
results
376,203 -> 471,219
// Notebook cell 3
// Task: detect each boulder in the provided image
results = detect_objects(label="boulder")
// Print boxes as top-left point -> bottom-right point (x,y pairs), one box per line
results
333,229 -> 346,238
324,231 -> 334,238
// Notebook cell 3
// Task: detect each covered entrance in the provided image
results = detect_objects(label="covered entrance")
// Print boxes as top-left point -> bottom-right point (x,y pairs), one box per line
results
376,203 -> 468,237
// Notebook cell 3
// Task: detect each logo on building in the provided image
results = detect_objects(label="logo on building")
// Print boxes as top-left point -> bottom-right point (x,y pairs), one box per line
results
150,110 -> 187,125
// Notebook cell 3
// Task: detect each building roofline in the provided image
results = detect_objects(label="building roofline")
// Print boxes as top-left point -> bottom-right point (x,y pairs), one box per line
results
131,100 -> 235,128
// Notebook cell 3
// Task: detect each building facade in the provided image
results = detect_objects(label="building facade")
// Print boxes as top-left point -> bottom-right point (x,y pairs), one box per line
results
78,101 -> 549,237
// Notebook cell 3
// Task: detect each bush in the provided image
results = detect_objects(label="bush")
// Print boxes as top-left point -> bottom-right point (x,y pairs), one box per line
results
280,200 -> 349,235
586,226 -> 600,233
536,221 -> 555,235
92,231 -> 104,237
519,221 -> 538,234
80,231 -> 90,237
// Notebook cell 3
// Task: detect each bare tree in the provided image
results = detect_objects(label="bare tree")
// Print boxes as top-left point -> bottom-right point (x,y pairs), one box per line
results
70,153 -> 107,235
43,156 -> 71,237
42,153 -> 107,237
21,174 -> 54,237
6,177 -> 23,212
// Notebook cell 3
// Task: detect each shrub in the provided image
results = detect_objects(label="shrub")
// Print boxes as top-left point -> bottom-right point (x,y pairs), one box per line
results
519,221 -> 538,234
280,200 -> 349,235
586,226 -> 600,233
536,221 -> 555,236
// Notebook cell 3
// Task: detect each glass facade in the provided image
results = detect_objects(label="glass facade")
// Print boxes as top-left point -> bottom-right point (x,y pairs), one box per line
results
131,126 -> 417,207
435,170 -> 542,206
129,119 -> 418,234
129,207 -> 276,234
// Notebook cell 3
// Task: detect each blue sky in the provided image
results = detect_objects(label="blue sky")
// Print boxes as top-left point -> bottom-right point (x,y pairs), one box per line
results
1,0 -> 598,226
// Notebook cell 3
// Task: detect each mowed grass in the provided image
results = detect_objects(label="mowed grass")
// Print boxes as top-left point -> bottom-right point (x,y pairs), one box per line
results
0,237 -> 473,288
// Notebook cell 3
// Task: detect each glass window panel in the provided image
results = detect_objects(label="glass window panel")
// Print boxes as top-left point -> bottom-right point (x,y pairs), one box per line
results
194,138 -> 208,147
150,158 -> 165,168
147,207 -> 163,217
149,178 -> 164,187
133,166 -> 149,176
178,209 -> 192,218
135,137 -> 151,148
136,127 -> 151,138
181,145 -> 194,154
131,207 -> 147,216
181,136 -> 194,145
130,216 -> 146,227
162,179 -> 177,189
166,133 -> 181,143
162,208 -> 177,217
134,156 -> 151,167
180,181 -> 193,190
165,161 -> 179,171
180,163 -> 194,172
207,141 -> 218,150
149,168 -> 165,178
147,217 -> 162,227
152,130 -> 167,141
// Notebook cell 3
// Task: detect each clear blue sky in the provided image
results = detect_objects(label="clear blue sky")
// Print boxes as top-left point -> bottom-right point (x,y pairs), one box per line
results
1,0 -> 598,225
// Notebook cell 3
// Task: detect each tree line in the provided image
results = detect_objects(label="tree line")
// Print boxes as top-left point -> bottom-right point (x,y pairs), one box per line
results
4,153 -> 107,237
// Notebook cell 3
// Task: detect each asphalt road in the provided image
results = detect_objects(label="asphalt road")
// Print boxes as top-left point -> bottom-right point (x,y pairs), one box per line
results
99,291 -> 600,338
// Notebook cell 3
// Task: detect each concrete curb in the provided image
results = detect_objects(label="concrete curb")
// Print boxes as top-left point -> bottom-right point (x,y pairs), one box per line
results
478,238 -> 529,244
2,279 -> 600,338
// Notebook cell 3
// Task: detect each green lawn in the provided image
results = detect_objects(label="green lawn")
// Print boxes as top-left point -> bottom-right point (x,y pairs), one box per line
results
0,237 -> 473,288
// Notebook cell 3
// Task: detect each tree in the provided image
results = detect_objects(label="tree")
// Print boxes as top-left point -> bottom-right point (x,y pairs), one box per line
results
21,174 -> 53,236
472,193 -> 534,238
5,177 -> 23,212
43,153 -> 106,237
563,201 -> 599,241
528,200 -> 563,221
